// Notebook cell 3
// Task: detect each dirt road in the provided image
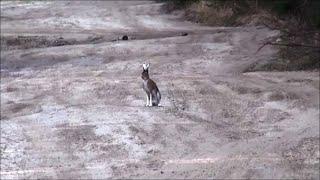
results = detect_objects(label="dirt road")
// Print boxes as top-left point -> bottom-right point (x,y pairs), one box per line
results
1,1 -> 319,179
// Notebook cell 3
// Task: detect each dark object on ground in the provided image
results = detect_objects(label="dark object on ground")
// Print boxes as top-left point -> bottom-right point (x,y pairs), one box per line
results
181,32 -> 188,36
122,35 -> 129,40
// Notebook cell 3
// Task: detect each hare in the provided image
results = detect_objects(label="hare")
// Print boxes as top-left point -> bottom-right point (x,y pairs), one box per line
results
141,63 -> 161,106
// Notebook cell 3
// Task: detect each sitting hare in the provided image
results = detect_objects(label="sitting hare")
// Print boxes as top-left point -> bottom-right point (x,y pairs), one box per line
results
141,63 -> 161,106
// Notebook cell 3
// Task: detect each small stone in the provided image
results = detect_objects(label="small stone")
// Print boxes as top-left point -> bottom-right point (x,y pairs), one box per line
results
122,35 -> 128,40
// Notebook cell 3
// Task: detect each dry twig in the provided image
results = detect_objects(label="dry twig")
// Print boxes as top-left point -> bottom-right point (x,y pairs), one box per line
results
256,41 -> 320,54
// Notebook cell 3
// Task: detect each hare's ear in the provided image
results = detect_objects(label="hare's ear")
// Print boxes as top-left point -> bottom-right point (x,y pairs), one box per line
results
143,63 -> 149,70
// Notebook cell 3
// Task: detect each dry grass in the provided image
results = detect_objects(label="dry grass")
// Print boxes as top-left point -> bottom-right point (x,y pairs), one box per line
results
185,1 -> 234,26
183,1 -> 277,26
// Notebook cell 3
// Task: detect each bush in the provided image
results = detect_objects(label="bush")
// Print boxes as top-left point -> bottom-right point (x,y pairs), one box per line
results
258,0 -> 320,28
161,0 -> 320,28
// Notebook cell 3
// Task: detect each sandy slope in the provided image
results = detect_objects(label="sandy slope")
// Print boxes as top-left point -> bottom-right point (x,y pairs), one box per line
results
1,1 -> 319,179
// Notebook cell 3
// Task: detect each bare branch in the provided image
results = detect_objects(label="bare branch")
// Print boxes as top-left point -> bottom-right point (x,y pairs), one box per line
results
268,42 -> 320,48
256,41 -> 320,54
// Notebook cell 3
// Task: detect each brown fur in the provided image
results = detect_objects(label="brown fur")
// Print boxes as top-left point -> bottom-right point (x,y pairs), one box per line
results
141,65 -> 161,106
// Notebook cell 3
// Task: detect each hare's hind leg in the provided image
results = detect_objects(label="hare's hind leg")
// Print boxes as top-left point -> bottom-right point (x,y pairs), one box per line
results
151,90 -> 159,106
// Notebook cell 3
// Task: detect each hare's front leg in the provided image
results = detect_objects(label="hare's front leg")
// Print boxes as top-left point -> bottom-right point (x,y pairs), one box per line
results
145,93 -> 150,106
149,94 -> 153,106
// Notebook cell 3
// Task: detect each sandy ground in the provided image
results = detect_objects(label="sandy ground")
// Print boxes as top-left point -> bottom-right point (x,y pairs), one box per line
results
1,1 -> 319,179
